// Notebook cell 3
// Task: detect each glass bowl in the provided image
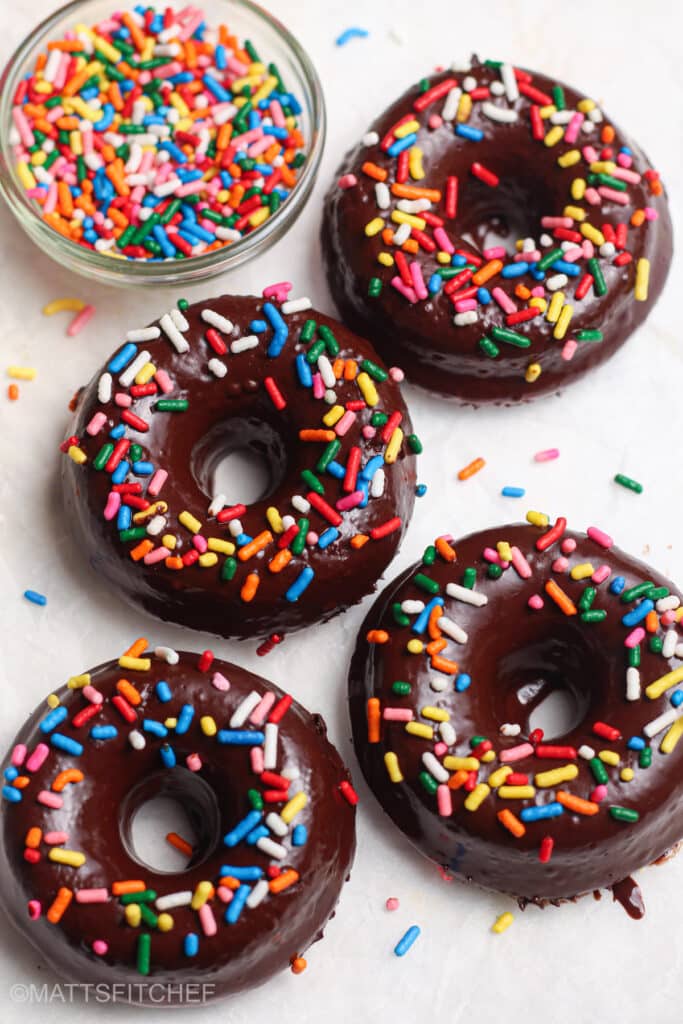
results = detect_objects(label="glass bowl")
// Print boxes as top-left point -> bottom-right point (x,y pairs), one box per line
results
0,0 -> 325,287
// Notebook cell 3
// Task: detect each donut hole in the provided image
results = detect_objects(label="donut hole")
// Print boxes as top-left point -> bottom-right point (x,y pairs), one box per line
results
192,418 -> 287,506
120,768 -> 223,874
458,173 -> 557,257
492,623 -> 605,741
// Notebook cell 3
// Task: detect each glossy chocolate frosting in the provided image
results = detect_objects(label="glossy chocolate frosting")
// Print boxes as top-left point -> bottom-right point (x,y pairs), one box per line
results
322,59 -> 672,404
349,522 -> 683,903
61,294 -> 417,639
0,648 -> 356,1004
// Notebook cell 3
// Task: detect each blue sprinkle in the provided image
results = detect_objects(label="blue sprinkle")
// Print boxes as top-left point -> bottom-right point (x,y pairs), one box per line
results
610,575 -> 626,595
550,259 -> 581,277
501,262 -> 529,278
318,527 -> 339,550
296,353 -> 313,387
412,597 -> 444,635
40,707 -> 69,733
335,26 -> 369,46
326,460 -> 345,480
224,810 -> 263,847
4,766 -> 18,782
184,933 -> 199,957
90,725 -> 118,741
360,454 -> 384,482
455,673 -> 471,693
286,567 -> 314,602
2,785 -> 21,803
160,744 -> 176,767
394,925 -> 421,957
501,486 -> 525,498
220,865 -> 263,881
24,590 -> 47,607
415,484 -> 427,497
246,825 -> 269,845
215,44 -> 227,69
292,824 -> 308,846
250,319 -> 268,333
225,884 -> 250,924
51,734 -> 84,756
156,681 -> 172,703
108,342 -> 137,374
520,802 -> 563,823
627,736 -> 646,750
111,460 -> 130,485
117,505 -> 132,531
176,704 -> 194,736
622,599 -> 654,628
202,74 -> 230,102
217,730 -> 265,746
235,533 -> 253,547
428,274 -> 442,295
143,719 -> 168,738
110,425 -> 126,442
387,133 -> 417,157
530,266 -> 545,281
454,124 -> 483,142
451,254 -> 468,267
477,287 -> 491,304
152,225 -> 175,259
672,691 -> 683,708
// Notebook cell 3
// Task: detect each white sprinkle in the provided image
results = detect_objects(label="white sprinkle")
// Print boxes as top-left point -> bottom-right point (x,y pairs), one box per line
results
170,307 -> 189,332
201,309 -> 234,334
401,600 -> 425,614
263,723 -> 278,770
94,238 -> 116,252
599,242 -> 616,259
208,494 -> 226,517
146,515 -> 166,536
231,335 -> 259,353
128,730 -> 146,750
265,811 -> 288,837
439,722 -> 456,746
675,644 -> 683,660
446,582 -> 488,607
97,373 -> 112,403
397,198 -> 431,214
393,222 -> 411,246
441,86 -> 462,122
644,709 -> 679,739
246,879 -> 270,908
216,226 -> 242,242
159,313 -> 189,354
550,110 -> 574,125
462,75 -> 477,93
500,723 -> 521,737
450,57 -> 472,73
230,691 -> 262,729
256,837 -> 287,860
522,237 -> 536,252
454,311 -> 478,326
324,389 -> 337,404
657,596 -> 681,612
281,297 -> 312,315
317,355 -> 336,388
281,765 -> 300,781
291,495 -> 310,514
490,81 -> 505,96
282,514 -> 296,530
362,130 -> 379,146
437,615 -> 468,644
422,752 -> 449,784
547,274 -> 569,291
119,349 -> 151,387
662,630 -> 678,659
578,744 -> 595,760
156,891 -> 192,910
588,107 -> 603,123
539,233 -> 553,248
375,181 -> 391,210
581,120 -> 595,135
370,468 -> 385,498
154,646 -> 179,665
500,62 -> 519,102
228,519 -> 243,537
626,667 -> 641,701
481,101 -> 518,124
430,677 -> 449,693
208,358 -> 227,378
153,178 -> 180,198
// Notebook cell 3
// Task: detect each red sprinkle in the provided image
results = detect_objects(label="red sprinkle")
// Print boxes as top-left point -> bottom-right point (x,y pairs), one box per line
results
198,650 -> 214,672
539,836 -> 554,863
339,780 -> 359,806
592,721 -> 621,742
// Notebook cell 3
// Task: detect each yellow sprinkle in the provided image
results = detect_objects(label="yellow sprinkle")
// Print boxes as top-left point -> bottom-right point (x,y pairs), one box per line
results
563,204 -> 586,221
570,562 -> 594,580
497,541 -> 512,563
589,160 -> 616,175
33,81 -> 54,95
67,445 -> 87,465
456,92 -> 472,122
200,715 -> 217,737
249,207 -> 270,229
577,98 -> 596,113
420,706 -> 450,723
406,639 -> 423,654
157,913 -> 174,932
125,904 -> 142,927
179,510 -> 202,534
498,785 -> 536,799
357,371 -> 379,407
443,756 -> 480,772
481,750 -> 496,764
525,362 -> 542,384
67,674 -> 91,690
557,149 -> 581,169
620,767 -> 635,782
133,501 -> 167,523
31,151 -> 47,167
598,750 -> 620,767
660,717 -> 683,755
207,538 -> 235,555
162,534 -> 177,550
47,694 -> 60,709
464,783 -> 490,812
118,656 -> 151,672
394,119 -> 420,138
191,881 -> 213,910
140,37 -> 154,63
634,258 -> 650,302
198,553 -> 218,568
384,751 -> 403,783
281,792 -> 307,824
539,104 -> 556,119
570,177 -> 587,201
526,510 -> 549,528
384,427 -> 404,464
645,668 -> 683,701
535,764 -> 578,787
365,217 -> 385,237
580,223 -> 605,246
378,252 -> 394,267
265,507 -> 284,534
251,74 -> 278,105
391,210 -> 426,230
90,33 -> 121,63
544,125 -> 564,147
436,251 -> 451,264
409,146 -> 424,180
164,718 -> 177,729
135,362 -> 157,386
546,291 -> 564,324
405,722 -> 434,741
553,303 -> 573,341
8,366 -> 36,381
322,405 -> 344,427
48,848 -> 86,868
528,297 -> 547,312
492,912 -> 514,934
16,162 -> 37,189
43,298 -> 85,316
69,97 -> 103,122
488,766 -> 512,788
168,91 -> 190,117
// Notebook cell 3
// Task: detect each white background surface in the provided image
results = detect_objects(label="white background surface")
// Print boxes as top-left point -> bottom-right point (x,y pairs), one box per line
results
1,1 -> 683,1021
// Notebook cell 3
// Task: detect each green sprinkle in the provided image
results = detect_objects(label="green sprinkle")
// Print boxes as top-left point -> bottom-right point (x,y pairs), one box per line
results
221,557 -> 237,582
121,890 -> 157,905
306,339 -> 326,365
413,573 -> 440,595
614,473 -> 643,494
368,277 -> 383,297
470,736 -> 487,748
137,933 -> 151,976
301,469 -> 324,495
578,586 -> 596,612
648,587 -> 670,601
139,904 -> 159,928
586,172 -> 627,192
487,563 -> 503,579
418,78 -> 430,93
317,440 -> 341,473
248,788 -> 264,810
119,527 -> 147,543
245,39 -> 260,62
419,771 -> 438,795
581,609 -> 607,623
371,412 -> 388,427
177,298 -> 189,312
156,399 -> 188,412
590,757 -> 609,785
392,603 -> 410,627
463,568 -> 477,590
552,85 -> 566,110
291,519 -> 309,557
422,545 -> 436,566
490,326 -> 531,349
361,359 -> 388,382
479,336 -> 500,359
318,324 -> 340,356
93,443 -> 114,471
588,257 -> 607,296
609,806 -> 639,824
649,636 -> 664,655
537,246 -> 564,271
628,645 -> 641,668
129,443 -> 143,463
639,747 -> 652,769
392,680 -> 411,696
621,582 -> 654,604
300,319 -> 316,343
408,434 -> 423,454
576,329 -> 603,342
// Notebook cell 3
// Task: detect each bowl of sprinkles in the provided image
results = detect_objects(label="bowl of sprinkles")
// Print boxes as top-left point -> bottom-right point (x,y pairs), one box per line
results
0,1 -> 325,285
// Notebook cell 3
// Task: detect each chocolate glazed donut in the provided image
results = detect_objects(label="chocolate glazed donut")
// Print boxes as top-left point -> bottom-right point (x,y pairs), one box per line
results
322,57 -> 672,404
349,520 -> 683,909
61,291 -> 417,639
0,646 -> 356,1004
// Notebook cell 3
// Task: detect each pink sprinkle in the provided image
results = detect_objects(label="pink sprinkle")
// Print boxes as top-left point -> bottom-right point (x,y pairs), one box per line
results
250,746 -> 264,774
362,425 -> 376,439
389,367 -> 405,382
483,245 -> 506,260
312,372 -> 324,399
582,239 -> 595,259
644,206 -> 658,221
534,448 -> 559,462
587,526 -> 613,549
250,692 -> 276,726
11,744 -> 27,767
454,298 -> 477,313
86,411 -> 107,436
155,369 -> 174,394
552,556 -> 569,573
103,492 -> 121,522
37,791 -> 63,809
583,145 -> 599,163
76,888 -> 109,904
528,595 -> 544,610
564,112 -> 584,144
428,113 -> 443,130
433,741 -> 447,756
492,287 -> 517,314
410,261 -> 428,300
598,187 -> 628,206
306,531 -> 319,546
26,743 -> 49,773
336,490 -> 364,512
143,546 -> 170,566
625,627 -> 646,648
385,897 -> 400,911
211,672 -> 230,691
561,538 -> 577,555
584,187 -> 600,206
434,227 -> 455,254
437,784 -> 453,817
511,546 -> 532,579
92,940 -> 109,956
500,743 -> 535,763
383,709 -> 414,722
531,286 -> 545,298
335,410 -> 356,436
217,886 -> 233,904
611,167 -> 641,185
114,392 -> 132,408
661,610 -> 677,626
67,304 -> 96,337
591,784 -> 608,803
561,339 -> 578,361
186,753 -> 202,772
541,216 -> 573,229
28,900 -> 41,920
391,276 -> 418,303
263,281 -> 292,302
44,831 -> 68,845
617,152 -> 633,168
192,534 -> 208,553
338,174 -> 358,190
592,565 -> 611,585
83,685 -> 103,704
147,469 -> 168,497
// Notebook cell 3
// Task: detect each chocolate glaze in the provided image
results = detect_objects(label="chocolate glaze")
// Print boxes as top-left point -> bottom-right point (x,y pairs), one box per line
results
61,294 -> 416,639
349,523 -> 683,902
0,651 -> 356,1005
322,59 -> 672,404
611,876 -> 645,920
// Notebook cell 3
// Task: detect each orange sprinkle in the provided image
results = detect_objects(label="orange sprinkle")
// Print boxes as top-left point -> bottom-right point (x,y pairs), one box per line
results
47,887 -> 73,924
268,549 -> 292,574
130,539 -> 154,561
218,876 -> 241,890
269,869 -> 299,893
112,880 -> 146,896
544,579 -> 577,616
497,808 -> 526,838
52,769 -> 84,792
448,769 -> 469,791
645,610 -> 659,634
332,357 -> 345,379
166,832 -> 193,857
381,228 -> 395,246
556,790 -> 599,816
351,534 -> 369,549
165,556 -> 184,570
367,698 -> 381,743
123,637 -> 148,659
435,537 -> 457,562
431,654 -> 458,675
46,39 -> 83,51
401,239 -> 419,254
390,183 -> 442,202
25,827 -> 42,849
631,209 -> 645,227
291,956 -> 307,974
515,284 -> 531,300
472,259 -> 503,286
343,360 -> 358,381
458,457 -> 486,481
366,629 -> 389,644
601,124 -> 615,144
58,182 -> 73,219
299,429 -> 336,442
241,572 -> 260,603
117,679 -> 142,706
238,530 -> 273,562
13,776 -> 30,790
122,11 -> 146,51
62,67 -> 92,97
426,637 -> 447,655
361,161 -> 388,182
650,179 -> 663,197
427,605 -> 443,640
108,81 -> 124,111
8,384 -> 19,401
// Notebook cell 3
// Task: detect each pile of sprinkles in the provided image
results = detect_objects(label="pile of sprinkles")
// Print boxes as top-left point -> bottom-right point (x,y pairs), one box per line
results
10,5 -> 307,260
337,57 -> 665,385
364,514 -> 683,865
61,284 -> 420,617
1,642 -> 357,975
